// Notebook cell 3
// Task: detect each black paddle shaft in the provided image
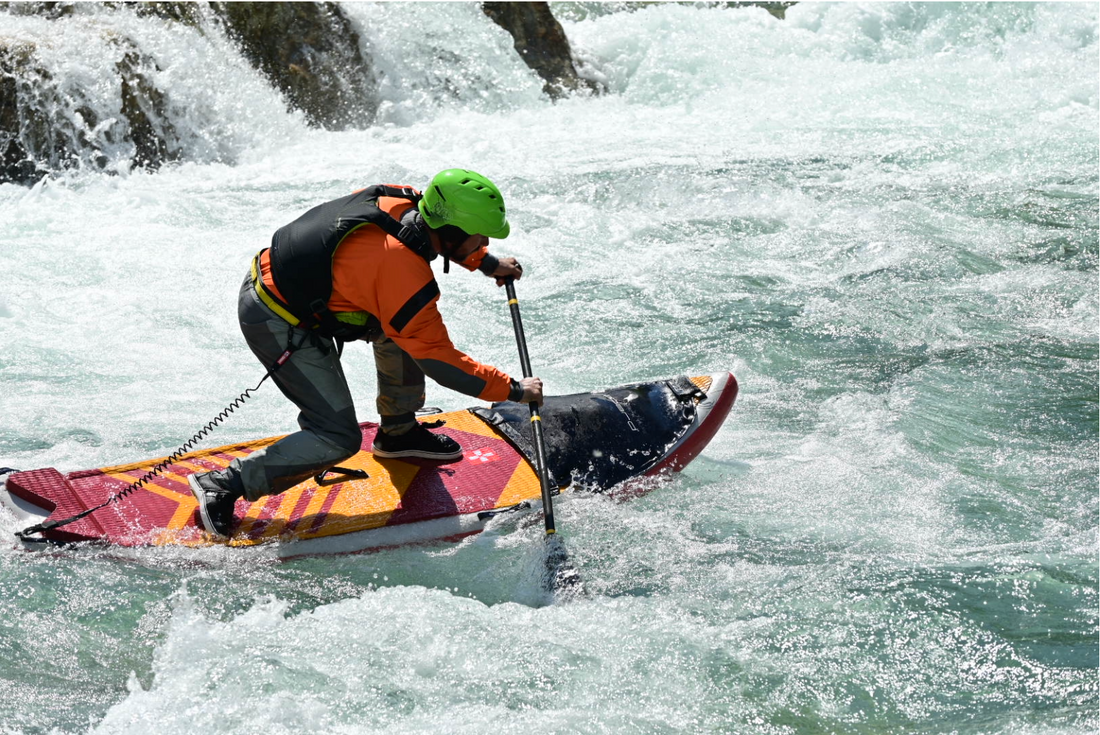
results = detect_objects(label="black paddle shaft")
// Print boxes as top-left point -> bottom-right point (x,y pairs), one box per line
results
504,280 -> 557,535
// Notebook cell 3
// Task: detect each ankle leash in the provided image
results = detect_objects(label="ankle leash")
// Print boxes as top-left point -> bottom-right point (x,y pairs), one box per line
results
14,330 -> 308,543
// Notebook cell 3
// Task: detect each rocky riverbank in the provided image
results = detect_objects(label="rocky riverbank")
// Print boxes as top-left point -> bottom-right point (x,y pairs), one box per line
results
0,2 -> 787,185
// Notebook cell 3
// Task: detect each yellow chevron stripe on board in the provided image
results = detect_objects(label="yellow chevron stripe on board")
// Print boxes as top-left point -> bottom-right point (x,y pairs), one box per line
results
493,453 -> 544,508
93,437 -> 281,478
309,456 -> 419,539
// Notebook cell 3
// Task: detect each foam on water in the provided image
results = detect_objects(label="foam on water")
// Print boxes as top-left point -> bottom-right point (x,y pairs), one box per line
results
0,7 -> 304,174
0,3 -> 1096,733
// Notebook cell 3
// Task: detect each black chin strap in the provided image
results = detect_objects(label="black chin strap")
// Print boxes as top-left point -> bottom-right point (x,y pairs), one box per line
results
435,235 -> 468,275
442,241 -> 462,274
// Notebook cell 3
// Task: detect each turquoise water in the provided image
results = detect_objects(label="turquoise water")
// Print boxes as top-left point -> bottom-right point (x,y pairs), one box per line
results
0,3 -> 1096,733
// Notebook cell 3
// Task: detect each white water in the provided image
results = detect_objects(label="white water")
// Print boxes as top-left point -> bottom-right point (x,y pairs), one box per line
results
0,3 -> 1096,733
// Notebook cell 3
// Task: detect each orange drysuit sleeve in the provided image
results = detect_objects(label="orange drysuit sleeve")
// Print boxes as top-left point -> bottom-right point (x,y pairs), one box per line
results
333,236 -> 515,402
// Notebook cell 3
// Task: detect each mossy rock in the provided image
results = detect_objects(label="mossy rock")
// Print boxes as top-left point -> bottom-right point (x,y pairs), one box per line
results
0,35 -> 183,184
114,40 -> 183,169
0,43 -> 41,183
0,2 -> 78,19
723,2 -> 796,20
482,2 -> 602,98
210,1 -> 378,130
0,41 -> 99,184
113,2 -> 206,26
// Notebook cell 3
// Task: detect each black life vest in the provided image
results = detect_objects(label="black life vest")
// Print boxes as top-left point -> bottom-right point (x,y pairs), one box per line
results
268,185 -> 433,340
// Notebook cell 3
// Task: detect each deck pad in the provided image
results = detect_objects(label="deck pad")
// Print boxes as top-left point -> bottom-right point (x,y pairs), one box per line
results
7,409 -> 540,547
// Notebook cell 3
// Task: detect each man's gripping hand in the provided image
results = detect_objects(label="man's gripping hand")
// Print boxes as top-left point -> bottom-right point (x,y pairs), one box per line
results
519,376 -> 543,405
490,257 -> 524,286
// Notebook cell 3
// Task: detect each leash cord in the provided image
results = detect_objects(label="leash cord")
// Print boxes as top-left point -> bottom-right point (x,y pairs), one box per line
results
13,331 -> 305,543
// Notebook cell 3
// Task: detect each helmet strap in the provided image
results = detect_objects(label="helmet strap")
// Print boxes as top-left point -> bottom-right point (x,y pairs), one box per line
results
440,239 -> 463,274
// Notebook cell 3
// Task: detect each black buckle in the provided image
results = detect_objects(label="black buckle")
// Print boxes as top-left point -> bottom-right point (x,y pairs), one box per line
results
477,501 -> 531,522
314,467 -> 369,486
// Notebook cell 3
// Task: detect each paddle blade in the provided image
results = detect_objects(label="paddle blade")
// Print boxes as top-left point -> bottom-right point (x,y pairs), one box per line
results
544,532 -> 585,599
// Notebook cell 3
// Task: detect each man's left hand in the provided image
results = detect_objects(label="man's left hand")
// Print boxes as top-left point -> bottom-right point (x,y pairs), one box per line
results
490,257 -> 524,286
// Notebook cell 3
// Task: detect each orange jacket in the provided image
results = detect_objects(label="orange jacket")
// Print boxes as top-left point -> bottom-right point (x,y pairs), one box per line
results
260,193 -> 515,402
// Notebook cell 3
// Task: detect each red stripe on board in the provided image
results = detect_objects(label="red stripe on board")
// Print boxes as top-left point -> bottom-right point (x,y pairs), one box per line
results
307,486 -> 342,535
243,493 -> 286,538
384,434 -> 520,527
282,487 -> 319,534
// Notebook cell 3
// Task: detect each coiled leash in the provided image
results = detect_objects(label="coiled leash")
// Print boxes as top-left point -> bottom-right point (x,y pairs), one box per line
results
14,330 -> 314,543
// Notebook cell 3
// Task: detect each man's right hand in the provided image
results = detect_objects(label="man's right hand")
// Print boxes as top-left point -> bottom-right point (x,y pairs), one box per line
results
519,377 -> 543,405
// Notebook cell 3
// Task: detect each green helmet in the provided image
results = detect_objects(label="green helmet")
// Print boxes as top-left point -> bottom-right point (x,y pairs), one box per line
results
418,169 -> 510,239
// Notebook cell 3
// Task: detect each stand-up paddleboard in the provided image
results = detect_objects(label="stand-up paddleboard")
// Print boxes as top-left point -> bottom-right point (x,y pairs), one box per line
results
1,373 -> 736,557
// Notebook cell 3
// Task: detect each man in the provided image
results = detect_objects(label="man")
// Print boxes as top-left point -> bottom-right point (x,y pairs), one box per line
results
188,169 -> 543,538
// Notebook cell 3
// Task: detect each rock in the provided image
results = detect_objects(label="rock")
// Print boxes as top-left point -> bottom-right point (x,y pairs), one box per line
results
4,2 -> 206,25
0,43 -> 41,184
209,1 -> 378,130
481,2 -> 602,98
119,2 -> 205,26
0,35 -> 185,184
0,2 -> 77,19
115,44 -> 182,169
724,2 -> 796,20
0,41 -> 88,184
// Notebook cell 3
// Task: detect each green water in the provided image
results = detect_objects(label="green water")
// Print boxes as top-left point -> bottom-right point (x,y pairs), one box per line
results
0,2 -> 1096,733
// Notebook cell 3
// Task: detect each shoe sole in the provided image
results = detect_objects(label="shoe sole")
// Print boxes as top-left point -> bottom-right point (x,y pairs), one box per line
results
370,445 -> 463,461
188,474 -> 228,539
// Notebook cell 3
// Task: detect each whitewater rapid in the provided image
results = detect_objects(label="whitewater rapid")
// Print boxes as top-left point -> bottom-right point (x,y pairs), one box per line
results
0,3 -> 1096,733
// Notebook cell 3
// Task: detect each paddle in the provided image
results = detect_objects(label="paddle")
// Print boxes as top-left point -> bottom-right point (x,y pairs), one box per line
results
503,279 -> 583,598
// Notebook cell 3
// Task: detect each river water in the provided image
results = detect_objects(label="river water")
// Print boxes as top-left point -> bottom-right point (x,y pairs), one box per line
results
0,3 -> 1096,733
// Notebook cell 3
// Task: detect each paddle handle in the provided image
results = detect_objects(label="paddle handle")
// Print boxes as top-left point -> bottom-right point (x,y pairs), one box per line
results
504,280 -> 556,536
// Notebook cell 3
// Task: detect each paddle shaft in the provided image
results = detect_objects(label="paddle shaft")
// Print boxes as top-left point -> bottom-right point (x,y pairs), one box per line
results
504,281 -> 557,535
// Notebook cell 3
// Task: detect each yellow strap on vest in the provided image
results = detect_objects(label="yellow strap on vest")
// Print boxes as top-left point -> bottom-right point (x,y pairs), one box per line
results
250,252 -> 370,330
333,310 -> 371,326
251,253 -> 302,327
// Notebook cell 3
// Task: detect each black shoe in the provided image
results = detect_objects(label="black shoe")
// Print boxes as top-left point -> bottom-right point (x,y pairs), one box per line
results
188,471 -> 243,539
371,422 -> 462,461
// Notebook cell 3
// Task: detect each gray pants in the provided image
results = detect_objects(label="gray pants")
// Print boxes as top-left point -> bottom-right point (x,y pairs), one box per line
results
221,276 -> 425,501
